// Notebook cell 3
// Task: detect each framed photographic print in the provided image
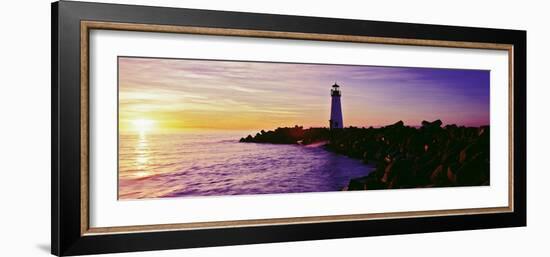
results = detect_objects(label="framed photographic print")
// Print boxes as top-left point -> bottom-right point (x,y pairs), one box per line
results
51,1 -> 526,256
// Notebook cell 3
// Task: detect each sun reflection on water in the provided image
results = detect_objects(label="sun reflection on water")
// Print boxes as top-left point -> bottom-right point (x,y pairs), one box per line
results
133,132 -> 152,178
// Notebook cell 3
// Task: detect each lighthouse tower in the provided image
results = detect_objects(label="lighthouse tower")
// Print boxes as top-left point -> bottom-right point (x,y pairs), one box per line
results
329,82 -> 344,129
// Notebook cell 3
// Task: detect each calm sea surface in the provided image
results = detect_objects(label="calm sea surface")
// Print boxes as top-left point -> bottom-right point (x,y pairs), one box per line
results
119,131 -> 374,199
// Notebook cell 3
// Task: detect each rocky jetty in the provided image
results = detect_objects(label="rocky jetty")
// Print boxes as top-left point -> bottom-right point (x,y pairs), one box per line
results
239,126 -> 330,145
240,120 -> 490,190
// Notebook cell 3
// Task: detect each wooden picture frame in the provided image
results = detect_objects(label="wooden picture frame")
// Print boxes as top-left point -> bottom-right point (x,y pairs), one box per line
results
52,1 -> 526,256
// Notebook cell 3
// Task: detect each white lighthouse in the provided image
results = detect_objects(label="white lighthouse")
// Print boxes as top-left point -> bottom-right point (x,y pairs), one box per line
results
329,82 -> 344,129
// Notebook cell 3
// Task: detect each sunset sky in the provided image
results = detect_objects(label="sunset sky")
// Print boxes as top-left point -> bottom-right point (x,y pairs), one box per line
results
118,57 -> 490,133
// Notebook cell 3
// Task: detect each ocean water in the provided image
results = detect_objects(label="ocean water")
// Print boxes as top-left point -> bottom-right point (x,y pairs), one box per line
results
119,131 -> 374,199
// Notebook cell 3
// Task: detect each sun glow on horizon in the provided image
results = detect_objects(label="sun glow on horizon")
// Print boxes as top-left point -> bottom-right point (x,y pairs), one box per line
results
130,119 -> 156,134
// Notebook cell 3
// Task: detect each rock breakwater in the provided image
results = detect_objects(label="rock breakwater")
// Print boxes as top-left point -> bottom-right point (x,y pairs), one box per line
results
240,120 -> 489,190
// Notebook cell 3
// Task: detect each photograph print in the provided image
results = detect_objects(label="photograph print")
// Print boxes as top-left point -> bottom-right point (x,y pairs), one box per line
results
118,57 -> 490,200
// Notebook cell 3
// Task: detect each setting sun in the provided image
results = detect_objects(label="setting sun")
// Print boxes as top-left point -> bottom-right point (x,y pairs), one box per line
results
131,119 -> 156,133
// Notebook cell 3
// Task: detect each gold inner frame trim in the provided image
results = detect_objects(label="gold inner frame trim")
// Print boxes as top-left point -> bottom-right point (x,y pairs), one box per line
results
80,20 -> 514,236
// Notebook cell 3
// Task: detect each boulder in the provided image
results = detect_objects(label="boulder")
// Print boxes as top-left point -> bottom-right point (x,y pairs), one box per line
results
421,119 -> 443,129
